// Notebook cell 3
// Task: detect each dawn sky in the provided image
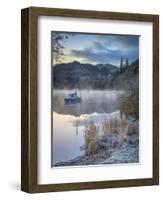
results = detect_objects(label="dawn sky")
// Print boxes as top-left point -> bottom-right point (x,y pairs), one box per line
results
52,32 -> 139,67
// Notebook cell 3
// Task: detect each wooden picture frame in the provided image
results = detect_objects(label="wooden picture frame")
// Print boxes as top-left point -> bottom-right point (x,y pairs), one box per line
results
21,7 -> 159,193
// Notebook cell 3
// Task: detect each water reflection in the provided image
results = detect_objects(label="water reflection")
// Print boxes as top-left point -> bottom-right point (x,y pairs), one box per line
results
52,90 -> 121,165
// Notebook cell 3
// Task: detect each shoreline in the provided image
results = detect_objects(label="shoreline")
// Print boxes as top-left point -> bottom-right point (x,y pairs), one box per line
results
53,132 -> 139,167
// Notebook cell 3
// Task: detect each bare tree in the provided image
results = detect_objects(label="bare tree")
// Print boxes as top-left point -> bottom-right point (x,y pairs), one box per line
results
52,32 -> 68,63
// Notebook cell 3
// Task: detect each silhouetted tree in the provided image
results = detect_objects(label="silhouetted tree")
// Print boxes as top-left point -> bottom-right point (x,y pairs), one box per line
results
52,32 -> 68,63
120,57 -> 123,73
126,58 -> 129,68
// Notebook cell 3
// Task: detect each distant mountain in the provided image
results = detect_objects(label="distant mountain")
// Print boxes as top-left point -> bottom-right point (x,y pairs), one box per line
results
53,60 -> 139,89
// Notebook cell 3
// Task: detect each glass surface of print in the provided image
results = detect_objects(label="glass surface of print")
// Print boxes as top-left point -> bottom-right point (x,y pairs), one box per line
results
52,32 -> 139,167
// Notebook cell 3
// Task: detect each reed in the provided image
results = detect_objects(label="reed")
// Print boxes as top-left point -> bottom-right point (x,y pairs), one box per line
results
84,122 -> 99,155
102,117 -> 129,136
83,116 -> 138,156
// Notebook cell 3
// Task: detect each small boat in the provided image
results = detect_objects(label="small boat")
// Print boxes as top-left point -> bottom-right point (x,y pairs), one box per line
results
64,91 -> 81,104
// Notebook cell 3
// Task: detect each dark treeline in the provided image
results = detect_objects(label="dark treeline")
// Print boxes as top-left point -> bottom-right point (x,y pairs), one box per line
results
53,59 -> 139,90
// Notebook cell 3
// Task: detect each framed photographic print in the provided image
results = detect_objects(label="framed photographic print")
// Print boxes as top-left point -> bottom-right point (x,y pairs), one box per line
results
21,7 -> 159,193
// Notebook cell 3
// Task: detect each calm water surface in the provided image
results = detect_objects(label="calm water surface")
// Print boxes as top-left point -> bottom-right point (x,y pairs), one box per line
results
52,90 -> 121,165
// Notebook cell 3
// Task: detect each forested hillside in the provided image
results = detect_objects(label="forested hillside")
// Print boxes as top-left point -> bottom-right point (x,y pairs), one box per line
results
53,59 -> 139,90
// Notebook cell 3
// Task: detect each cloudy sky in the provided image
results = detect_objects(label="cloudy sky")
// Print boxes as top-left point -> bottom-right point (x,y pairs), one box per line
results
53,32 -> 139,67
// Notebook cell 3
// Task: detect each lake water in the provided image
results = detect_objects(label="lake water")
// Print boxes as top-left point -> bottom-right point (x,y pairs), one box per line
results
52,90 -> 121,165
